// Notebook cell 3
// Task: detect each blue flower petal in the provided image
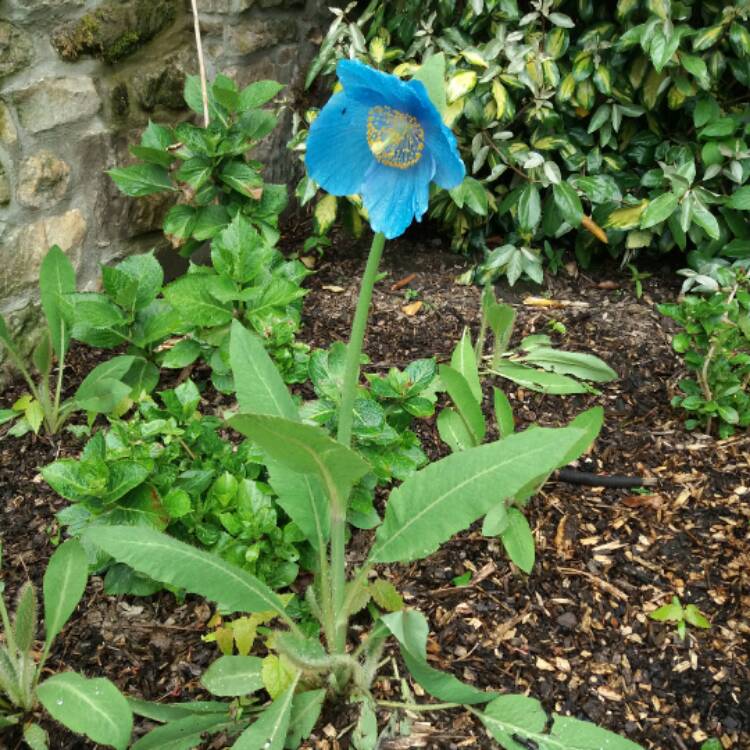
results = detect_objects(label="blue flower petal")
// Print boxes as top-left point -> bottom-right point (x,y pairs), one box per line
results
361,154 -> 436,239
406,79 -> 466,189
337,59 -> 422,112
305,92 -> 374,196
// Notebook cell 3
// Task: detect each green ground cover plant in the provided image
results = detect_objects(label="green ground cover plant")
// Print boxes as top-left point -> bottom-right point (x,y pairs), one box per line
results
659,266 -> 750,436
0,247 -> 142,437
0,540 -> 133,749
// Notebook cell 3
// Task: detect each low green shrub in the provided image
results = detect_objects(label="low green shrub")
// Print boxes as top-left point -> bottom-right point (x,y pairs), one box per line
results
42,380 -> 304,594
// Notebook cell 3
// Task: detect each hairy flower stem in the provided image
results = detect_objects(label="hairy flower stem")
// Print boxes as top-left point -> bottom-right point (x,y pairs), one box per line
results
337,232 -> 386,448
330,232 -> 386,661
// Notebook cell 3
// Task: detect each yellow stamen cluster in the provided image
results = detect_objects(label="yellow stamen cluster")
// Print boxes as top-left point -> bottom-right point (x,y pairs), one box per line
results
367,105 -> 424,169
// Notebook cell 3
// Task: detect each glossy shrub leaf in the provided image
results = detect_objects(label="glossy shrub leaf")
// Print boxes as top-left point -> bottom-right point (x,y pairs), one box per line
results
517,183 -> 541,232
499,508 -> 535,573
72,355 -> 135,413
640,192 -> 678,228
382,610 -> 493,704
313,194 -> 338,234
726,186 -> 750,210
162,275 -> 233,327
43,539 -> 88,646
84,526 -> 290,618
370,421 -> 587,563
413,52 -> 447,117
38,674 -> 133,750
201,656 -> 264,697
552,182 -> 583,227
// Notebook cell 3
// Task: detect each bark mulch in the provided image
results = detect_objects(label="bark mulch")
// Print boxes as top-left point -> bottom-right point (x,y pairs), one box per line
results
0,236 -> 748,749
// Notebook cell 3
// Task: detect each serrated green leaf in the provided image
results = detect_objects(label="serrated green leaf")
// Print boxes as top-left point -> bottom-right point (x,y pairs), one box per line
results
370,579 -> 404,612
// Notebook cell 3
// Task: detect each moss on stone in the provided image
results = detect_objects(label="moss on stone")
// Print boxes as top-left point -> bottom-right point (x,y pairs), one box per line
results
110,82 -> 130,118
52,0 -> 177,64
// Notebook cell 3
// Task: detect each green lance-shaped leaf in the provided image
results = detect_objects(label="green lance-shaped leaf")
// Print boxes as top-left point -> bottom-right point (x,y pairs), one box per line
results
439,365 -> 486,444
229,321 -> 298,420
519,347 -> 616,382
232,678 -> 299,750
477,693 -> 644,749
382,610 -> 494,704
39,246 -> 75,359
437,408 -> 477,453
267,465 -> 330,551
493,388 -> 514,438
201,656 -> 264,697
128,698 -> 229,722
490,362 -> 588,394
43,539 -> 88,647
83,526 -> 291,620
22,723 -> 48,750
552,182 -> 583,227
499,508 -> 535,573
370,420 -> 588,563
13,582 -> 37,653
450,327 -> 482,403
37,674 -> 133,750
558,406 -> 603,467
129,713 -> 233,750
286,689 -> 326,749
228,414 -> 369,502
517,183 -> 541,232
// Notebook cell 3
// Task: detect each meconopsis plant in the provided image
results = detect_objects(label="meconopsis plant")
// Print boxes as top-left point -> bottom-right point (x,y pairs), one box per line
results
84,58 -> 644,749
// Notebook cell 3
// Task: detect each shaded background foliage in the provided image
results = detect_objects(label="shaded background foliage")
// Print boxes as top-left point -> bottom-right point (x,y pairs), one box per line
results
299,0 -> 750,286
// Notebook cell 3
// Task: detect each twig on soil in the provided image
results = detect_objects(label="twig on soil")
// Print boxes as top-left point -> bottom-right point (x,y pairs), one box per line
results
558,567 -> 629,601
554,468 -> 657,489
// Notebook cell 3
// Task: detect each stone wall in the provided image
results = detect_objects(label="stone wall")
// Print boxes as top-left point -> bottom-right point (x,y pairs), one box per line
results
0,0 -> 326,379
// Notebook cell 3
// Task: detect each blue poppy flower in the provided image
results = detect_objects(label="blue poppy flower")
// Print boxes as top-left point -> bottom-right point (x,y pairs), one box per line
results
305,59 -> 466,239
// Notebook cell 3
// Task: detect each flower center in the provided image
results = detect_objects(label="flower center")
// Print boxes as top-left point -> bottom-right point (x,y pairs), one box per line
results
367,105 -> 424,169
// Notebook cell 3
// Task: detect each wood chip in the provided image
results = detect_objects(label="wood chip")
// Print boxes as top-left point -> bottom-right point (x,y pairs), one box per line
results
402,301 -> 423,316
